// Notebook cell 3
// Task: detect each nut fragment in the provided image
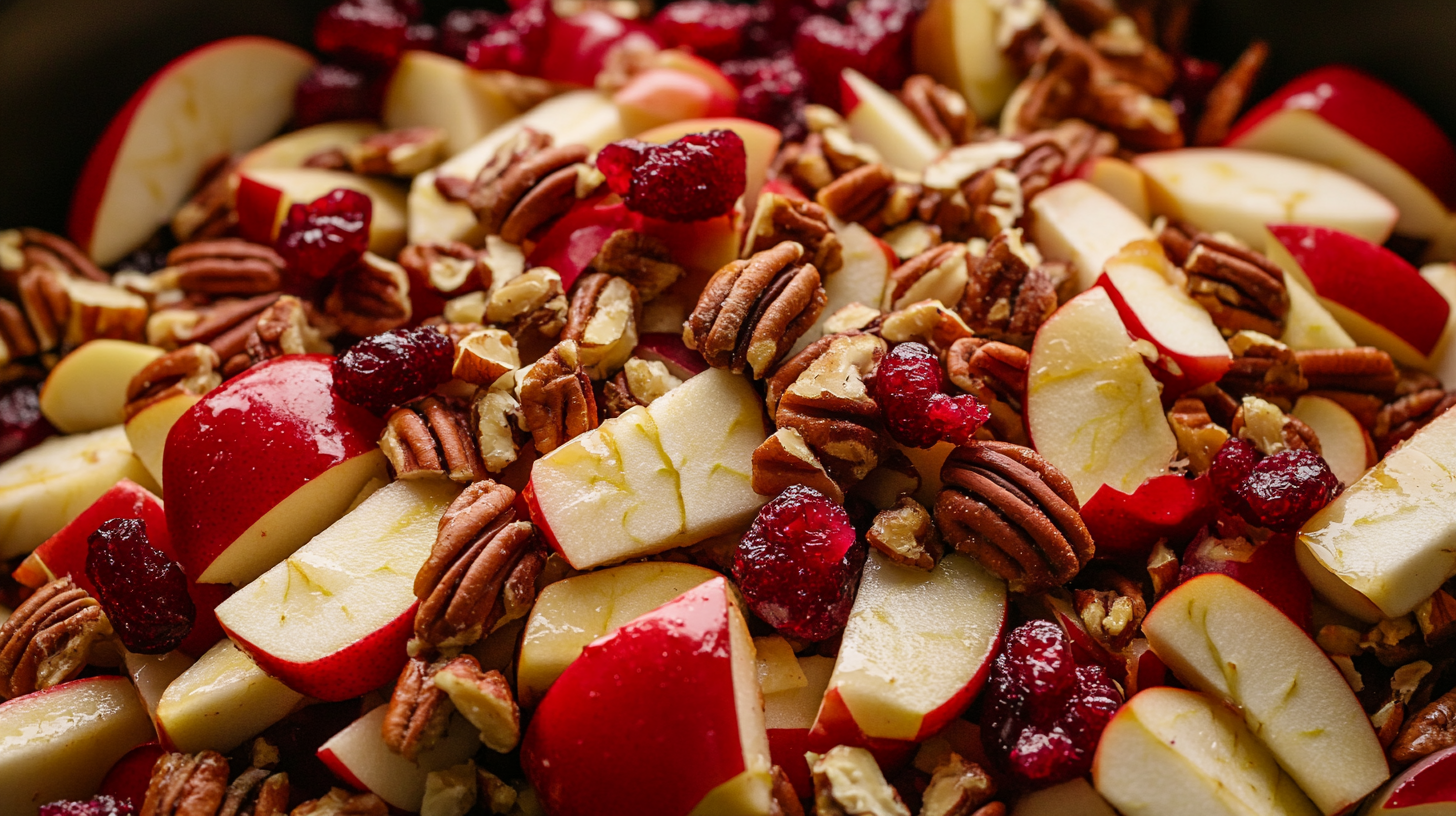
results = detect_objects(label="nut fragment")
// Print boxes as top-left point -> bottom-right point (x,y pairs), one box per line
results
589,229 -> 684,302
400,242 -> 491,298
0,577 -> 113,700
325,253 -> 412,337
433,654 -> 521,752
752,427 -> 845,504
1219,330 -> 1307,403
382,397 -> 487,483
1167,396 -> 1230,473
453,328 -> 519,386
919,753 -> 997,816
290,788 -> 389,816
866,497 -> 940,570
217,767 -> 290,816
1392,687 -> 1456,764
61,276 -> 150,348
884,242 -> 970,312
743,193 -> 844,276
246,295 -> 330,366
1163,222 -> 1289,337
518,340 -> 599,454
348,127 -> 448,177
0,227 -> 108,283
1073,568 -> 1147,653
604,357 -> 682,416
125,344 -> 223,421
767,332 -> 888,491
422,763 -> 477,816
476,769 -> 518,814
383,656 -> 454,761
562,273 -> 640,379
486,267 -> 567,338
958,230 -> 1056,344
685,241 -> 827,378
141,750 -> 231,816
1193,41 -> 1269,146
899,74 -> 976,148
473,386 -> 525,474
808,745 -> 911,816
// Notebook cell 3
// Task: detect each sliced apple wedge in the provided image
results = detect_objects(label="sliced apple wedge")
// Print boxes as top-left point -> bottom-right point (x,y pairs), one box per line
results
1291,395 -> 1375,486
1030,180 -> 1155,294
124,392 -> 200,489
1360,744 -> 1456,815
841,68 -> 942,173
1143,574 -> 1389,814
318,704 -> 480,813
39,340 -> 163,434
1013,778 -> 1119,816
765,655 -> 836,798
789,219 -> 893,357
1080,155 -> 1151,221
1281,275 -> 1357,351
234,168 -> 407,256
155,639 -> 305,754
911,0 -> 1016,120
216,479 -> 462,700
235,120 -> 380,174
383,51 -> 522,156
122,649 -> 193,724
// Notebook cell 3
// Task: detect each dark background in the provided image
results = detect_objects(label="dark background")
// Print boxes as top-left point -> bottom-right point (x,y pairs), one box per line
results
1,0 -> 1453,235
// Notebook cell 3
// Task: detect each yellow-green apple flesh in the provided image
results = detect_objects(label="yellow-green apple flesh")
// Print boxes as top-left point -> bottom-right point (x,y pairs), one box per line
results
1096,239 -> 1231,396
67,37 -> 314,265
317,704 -> 480,813
1226,66 -> 1456,242
124,392 -> 200,489
1291,395 -> 1375,485
408,90 -> 629,246
754,636 -> 805,694
1281,275 -> 1357,351
1298,406 -> 1456,621
788,219 -> 893,357
526,368 -> 767,569
1177,533 -> 1313,631
122,649 -> 193,725
516,560 -> 725,706
0,424 -> 156,560
1144,574 -> 1388,814
383,51 -> 522,156
1093,687 -> 1320,816
39,340 -> 163,433
765,654 -> 835,798
0,676 -> 155,816
233,168 -> 407,256
1267,224 -> 1449,370
165,355 -> 387,586
234,120 -> 380,174
155,639 -> 305,754
841,68 -> 942,173
217,479 -> 461,700
614,61 -> 739,133
523,577 -> 774,816
1079,155 -> 1151,221
811,551 -> 1006,743
1360,744 -> 1456,815
1029,180 -> 1155,294
1420,262 -> 1456,387
1013,778 -> 1119,816
1135,148 -> 1399,247
1026,287 -> 1179,503
911,0 -> 1017,120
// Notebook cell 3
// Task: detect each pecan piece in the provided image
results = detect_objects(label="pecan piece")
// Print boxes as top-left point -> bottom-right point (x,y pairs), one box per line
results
0,227 -> 108,284
164,239 -> 284,297
935,441 -> 1094,592
468,130 -> 592,242
1295,347 -> 1399,397
1193,41 -> 1269,147
958,230 -> 1057,344
815,164 -> 918,234
1219,330 -> 1308,403
920,753 -> 997,816
16,267 -> 72,352
347,126 -> 447,177
1379,387 -> 1456,455
1074,568 -> 1148,653
809,746 -> 910,816
291,788 -> 388,816
885,242 -> 970,313
752,427 -> 844,503
178,293 -> 281,367
899,74 -> 976,148
742,193 -> 843,276
876,300 -> 974,355
453,328 -> 519,387
562,273 -> 640,379
171,157 -> 240,243
945,337 -> 1030,445
383,656 -> 454,761
486,267 -> 567,339
603,357 -> 681,416
399,242 -> 490,299
518,340 -> 599,454
125,343 -> 223,420
1230,395 -> 1321,456
433,654 -> 521,753
0,299 -> 38,365
1392,687 -> 1456,764
473,385 -> 525,474
382,396 -> 487,483
217,768 -> 290,816
588,229 -> 684,302
1177,228 -> 1289,337
245,295 -> 331,366
867,496 -> 941,570
1167,395 -> 1230,473
0,577 -> 112,700
325,253 -> 411,337
766,332 -> 888,490
685,241 -> 827,379
141,751 -> 230,816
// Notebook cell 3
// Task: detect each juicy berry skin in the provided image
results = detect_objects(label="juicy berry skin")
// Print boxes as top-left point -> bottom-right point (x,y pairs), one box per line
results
793,0 -> 915,106
872,341 -> 990,448
733,485 -> 866,641
314,0 -> 414,66
652,1 -> 753,62
1208,437 -> 1258,505
596,130 -> 747,222
722,55 -> 808,142
39,797 -> 134,816
293,64 -> 383,128
464,0 -> 554,75
1233,449 -> 1342,532
332,327 -> 455,416
275,188 -> 373,288
0,382 -> 55,465
86,518 -> 195,655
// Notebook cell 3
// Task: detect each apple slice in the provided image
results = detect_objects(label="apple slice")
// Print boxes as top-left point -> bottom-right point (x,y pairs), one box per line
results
1298,405 -> 1456,621
841,68 -> 942,173
217,478 -> 461,701
383,51 -> 522,156
235,121 -> 380,175
812,551 -> 1006,743
0,424 -> 156,560
1291,395 -> 1375,486
1093,687 -> 1320,816
789,219 -> 893,357
124,392 -> 200,490
1266,224 -> 1449,370
1135,148 -> 1399,247
765,654 -> 835,798
1360,744 -> 1456,815
1080,156 -> 1151,221
39,340 -> 163,434
1281,275 -> 1358,351
234,168 -> 408,256
99,742 -> 167,810
68,37 -> 315,265
1421,262 -> 1456,388
614,66 -> 739,133
155,639 -> 305,754
1178,532 -> 1314,632
1143,574 -> 1389,814
1079,474 -> 1215,562
1026,287 -> 1179,503
523,577 -> 774,816
1029,180 -> 1155,294
318,704 -> 480,813
911,0 -> 1016,120
1226,66 -> 1456,241
0,676 -> 155,816
1013,778 -> 1119,816
122,649 -> 193,724
165,355 -> 387,586
517,560 -> 724,706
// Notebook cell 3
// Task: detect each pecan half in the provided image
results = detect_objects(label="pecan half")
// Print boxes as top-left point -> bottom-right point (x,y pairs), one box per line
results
742,193 -> 843,276
486,267 -> 567,339
867,496 -> 941,570
1296,347 -> 1399,397
0,227 -> 108,284
433,654 -> 521,753
1167,396 -> 1230,473
685,241 -> 826,378
468,130 -> 592,242
164,239 -> 284,297
383,656 -> 454,761
217,768 -> 290,816
920,753 -> 997,816
453,328 -> 519,387
815,164 -> 917,234
125,343 -> 223,420
562,273 -> 640,379
1219,330 -> 1308,403
245,295 -> 331,366
141,751 -> 230,816
348,127 -> 448,177
1171,225 -> 1289,337
766,332 -> 887,490
16,267 -> 72,351
1074,568 -> 1148,653
959,230 -> 1057,344
291,788 -> 388,816
325,253 -> 411,337
588,229 -> 684,302
399,242 -> 490,298
518,340 -> 599,454
0,577 -> 112,700
174,294 -> 280,369
935,441 -> 1094,592
1378,387 -> 1456,456
382,396 -> 486,483
1392,687 -> 1456,764
945,337 -> 1030,445
885,242 -> 970,313
1193,41 -> 1269,147
171,157 -> 239,243
899,74 -> 976,148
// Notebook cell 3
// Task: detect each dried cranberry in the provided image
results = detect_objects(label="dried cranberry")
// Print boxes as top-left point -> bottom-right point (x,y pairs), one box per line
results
332,327 -> 455,415
275,188 -> 372,288
793,0 -> 916,106
871,342 -> 989,448
293,64 -> 383,128
465,0 -> 554,75
596,130 -> 747,222
1170,55 -> 1224,134
733,485 -> 865,641
403,22 -> 440,52
0,382 -> 55,465
1232,449 -> 1342,532
315,0 -> 411,65
39,797 -> 134,816
652,1 -> 753,62
722,55 -> 808,141
1208,437 -> 1258,507
982,620 -> 1122,788
441,9 -> 500,60
86,518 -> 195,655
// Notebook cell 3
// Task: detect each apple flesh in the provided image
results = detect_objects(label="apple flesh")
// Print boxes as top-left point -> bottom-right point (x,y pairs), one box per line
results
911,0 -> 1016,120
522,577 -> 773,816
1178,532 -> 1313,631
0,676 -> 156,816
765,654 -> 835,798
68,36 -> 315,265
382,51 -> 521,156
165,354 -> 387,586
614,66 -> 739,133
1080,156 -> 1151,221
1281,275 -> 1358,351
841,68 -> 942,173
1143,574 -> 1388,814
317,704 -> 480,813
1030,180 -> 1155,295
155,638 -> 305,754
1360,744 -> 1456,815
234,168 -> 408,256
789,219 -> 892,357
235,120 -> 379,175
39,340 -> 163,434
1290,394 -> 1375,486
217,478 -> 460,701
124,392 -> 200,489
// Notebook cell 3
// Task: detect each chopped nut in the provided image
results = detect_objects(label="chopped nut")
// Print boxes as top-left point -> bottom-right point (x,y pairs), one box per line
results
1179,229 -> 1289,337
817,164 -> 918,234
852,450 -> 921,511
752,427 -> 845,504
1073,569 -> 1147,653
383,656 -> 454,761
453,329 -> 519,386
771,765 -> 807,816
1317,624 -> 1364,657
1219,330 -> 1307,403
0,228 -> 108,283
743,193 -> 844,276
884,242 -> 970,312
164,239 -> 284,297
443,291 -> 488,325
1147,540 -> 1179,600
686,241 -> 827,379
141,751 -> 231,816
823,303 -> 882,335
958,230 -> 1056,344
348,127 -> 448,177
1231,395 -> 1321,457
473,386 -> 524,474
246,295 -> 330,366
487,267 -> 567,339
434,654 -> 521,752
769,332 -> 888,490
1167,396 -> 1229,473
1415,583 -> 1456,645
400,242 -> 490,298
588,229 -> 684,302
325,253 -> 412,337
476,770 -> 517,814
562,273 -> 640,379
919,753 -> 997,816
1392,687 -> 1456,764
880,222 -> 944,260
621,357 -> 681,405
290,788 -> 388,816
899,74 -> 976,148
469,130 -> 590,242
217,768 -> 289,816
421,762 -> 477,816
866,497 -> 940,570
1193,41 -> 1269,147
809,745 -> 911,816
518,340 -> 599,454
125,344 -> 222,421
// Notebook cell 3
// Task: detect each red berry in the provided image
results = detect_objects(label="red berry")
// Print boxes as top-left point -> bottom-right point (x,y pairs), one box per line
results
793,0 -> 915,106
275,188 -> 373,287
332,327 -> 455,415
465,0 -> 554,75
722,55 -> 808,141
315,0 -> 411,65
652,1 -> 753,62
403,22 -> 441,52
982,620 -> 1122,788
86,518 -> 195,655
1208,437 -> 1258,506
0,382 -> 56,465
733,485 -> 865,641
872,342 -> 989,448
293,64 -> 383,128
1233,449 -> 1342,532
596,130 -> 747,222
40,797 -> 134,816
441,9 -> 500,59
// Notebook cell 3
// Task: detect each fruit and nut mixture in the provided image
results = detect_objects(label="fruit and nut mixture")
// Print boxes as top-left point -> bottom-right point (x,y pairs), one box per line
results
3,0 -> 1456,814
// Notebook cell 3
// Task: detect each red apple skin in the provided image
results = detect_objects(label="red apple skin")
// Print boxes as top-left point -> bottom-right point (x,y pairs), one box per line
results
1081,474 -> 1215,563
526,197 -> 636,290
768,728 -> 814,799
1226,66 -> 1456,208
760,178 -> 809,202
1384,745 -> 1456,809
1126,641 -> 1169,697
99,742 -> 166,808
522,482 -> 565,560
633,333 -> 709,379
614,68 -> 739,123
233,174 -> 285,245
522,577 -> 754,816
539,11 -> 661,88
316,747 -> 370,791
806,689 -> 918,769
1095,271 -> 1232,399
1179,530 -> 1313,631
164,355 -> 384,583
222,602 -> 415,702
1268,223 -> 1450,357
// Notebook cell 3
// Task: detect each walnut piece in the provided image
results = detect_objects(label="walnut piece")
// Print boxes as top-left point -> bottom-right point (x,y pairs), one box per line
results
453,328 -> 519,386
421,762 -> 477,816
487,267 -> 567,339
866,497 -> 940,570
589,229 -> 684,302
562,273 -> 640,379
809,746 -> 911,816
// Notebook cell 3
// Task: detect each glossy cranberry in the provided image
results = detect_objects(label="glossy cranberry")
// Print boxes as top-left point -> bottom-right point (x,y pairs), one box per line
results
1170,54 -> 1224,133
465,0 -> 554,75
39,797 -> 134,816
596,130 -> 747,222
315,0 -> 411,65
441,9 -> 500,59
86,518 -> 195,655
872,342 -> 989,448
275,188 -> 372,287
1208,437 -> 1258,507
793,0 -> 915,106
0,382 -> 56,465
652,1 -> 753,61
293,64 -> 382,127
1233,449 -> 1342,532
332,327 -> 455,415
982,620 -> 1123,788
722,55 -> 808,141
733,485 -> 865,641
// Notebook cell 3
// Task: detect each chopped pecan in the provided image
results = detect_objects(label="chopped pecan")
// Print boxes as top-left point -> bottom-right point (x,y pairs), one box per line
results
140,751 -> 231,816
399,242 -> 490,298
291,788 -> 388,816
876,300 -> 974,355
1147,539 -> 1179,600
16,267 -> 71,351
815,163 -> 918,234
245,295 -> 330,366
422,763 -> 478,816
1167,396 -> 1229,473
743,194 -> 844,276
473,385 -> 525,474
752,427 -> 845,503
1089,15 -> 1177,95
1219,331 -> 1308,403
217,768 -> 290,816
935,441 -> 1095,592
809,746 -> 911,816
179,293 -> 282,373
587,229 -> 684,302
468,130 -> 593,243
164,239 -> 284,297
771,135 -> 837,196
1230,395 -> 1320,456
433,654 -> 521,753
1296,347 -> 1399,396
881,221 -> 944,260
486,267 -> 567,339
518,340 -> 599,454
920,753 -> 997,816
884,242 -> 970,313
325,253 -> 411,337
766,332 -> 888,490
383,656 -> 454,761
958,230 -> 1057,344
348,127 -> 447,177
62,276 -> 150,348
899,74 -> 976,148
171,157 -> 239,243
1179,230 -> 1290,337
1074,568 -> 1147,653
414,480 -> 544,650
0,227 -> 108,284
562,273 -> 640,379
945,337 -> 1030,445
685,241 -> 827,378
477,769 -> 518,814
382,396 -> 487,483
1392,687 -> 1456,764
603,357 -> 681,416
453,328 -> 519,387
125,344 -> 222,420
1193,41 -> 1269,147
0,577 -> 112,699
867,496 -> 941,570
1416,583 -> 1456,645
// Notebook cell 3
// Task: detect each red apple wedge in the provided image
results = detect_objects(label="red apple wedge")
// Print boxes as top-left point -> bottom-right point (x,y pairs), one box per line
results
68,37 -> 315,265
1281,274 -> 1358,351
911,0 -> 1017,119
125,391 -> 203,490
383,51 -> 522,156
1291,394 -> 1375,485
537,9 -> 661,88
318,704 -> 480,813
765,654 -> 835,798
155,639 -> 305,754
1030,180 -> 1155,294
614,65 -> 739,133
1143,574 -> 1389,814
522,577 -> 774,816
1080,474 -> 1214,562
1421,262 -> 1456,387
216,478 -> 461,701
234,168 -> 408,256
39,340 -> 163,434
98,742 -> 167,810
788,219 -> 893,357
165,355 -> 387,586
1178,531 -> 1313,631
0,676 -> 155,816
1266,224 -> 1449,370
1227,66 -> 1456,241
1360,744 -> 1456,815
122,649 -> 193,724
841,68 -> 942,173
